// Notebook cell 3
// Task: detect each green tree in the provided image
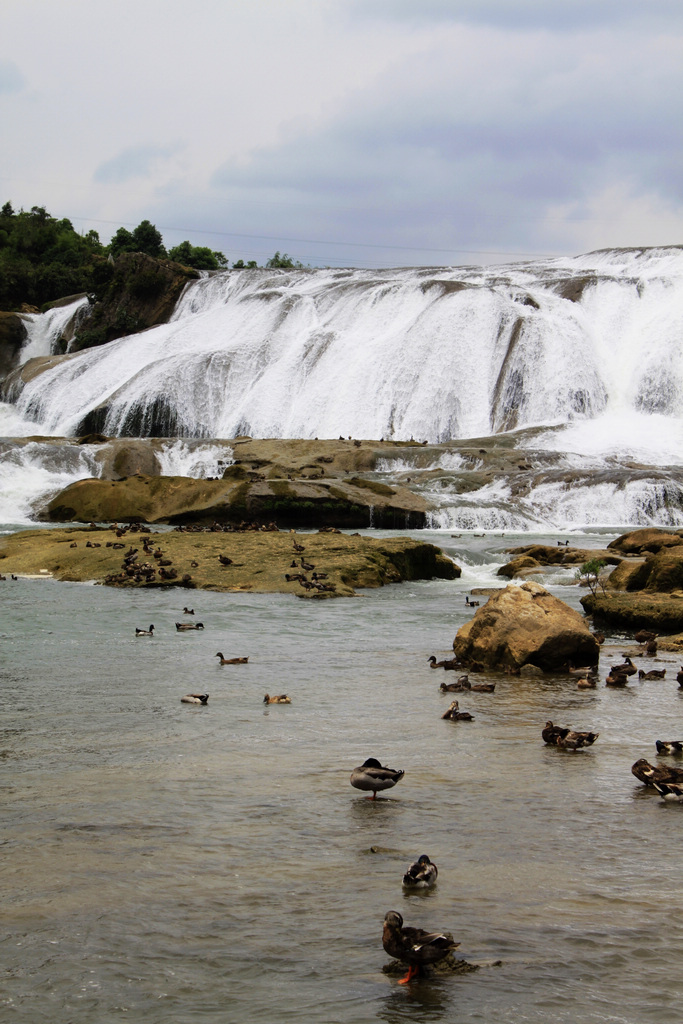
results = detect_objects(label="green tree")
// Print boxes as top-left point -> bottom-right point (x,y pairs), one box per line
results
131,219 -> 165,258
266,251 -> 303,269
167,240 -> 228,270
575,558 -> 607,596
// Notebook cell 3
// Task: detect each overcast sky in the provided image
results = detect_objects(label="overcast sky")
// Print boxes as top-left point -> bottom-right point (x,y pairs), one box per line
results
2,0 -> 682,268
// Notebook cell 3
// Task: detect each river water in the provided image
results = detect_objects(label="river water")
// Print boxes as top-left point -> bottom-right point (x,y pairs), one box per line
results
2,529 -> 683,1024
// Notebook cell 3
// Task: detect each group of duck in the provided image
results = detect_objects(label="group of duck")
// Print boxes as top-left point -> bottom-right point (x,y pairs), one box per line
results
283,533 -> 336,594
348,759 -> 460,982
136,609 -> 290,707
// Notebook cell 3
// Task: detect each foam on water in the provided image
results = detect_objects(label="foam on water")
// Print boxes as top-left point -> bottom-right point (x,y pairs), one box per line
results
156,440 -> 234,478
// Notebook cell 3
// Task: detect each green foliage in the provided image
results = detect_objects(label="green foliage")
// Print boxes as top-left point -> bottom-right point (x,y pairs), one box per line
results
167,240 -> 227,270
232,259 -> 258,269
131,220 -> 165,258
0,201 -> 104,309
575,558 -> 607,596
266,251 -> 303,269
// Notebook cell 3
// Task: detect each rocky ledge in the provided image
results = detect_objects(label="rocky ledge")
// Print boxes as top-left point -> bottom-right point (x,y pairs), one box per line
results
0,526 -> 460,598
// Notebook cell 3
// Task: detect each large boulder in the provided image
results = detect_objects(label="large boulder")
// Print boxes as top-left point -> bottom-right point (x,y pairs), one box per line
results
607,528 -> 683,555
453,581 -> 599,672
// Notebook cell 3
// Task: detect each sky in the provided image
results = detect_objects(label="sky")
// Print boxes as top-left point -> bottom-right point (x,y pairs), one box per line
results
1,0 -> 682,269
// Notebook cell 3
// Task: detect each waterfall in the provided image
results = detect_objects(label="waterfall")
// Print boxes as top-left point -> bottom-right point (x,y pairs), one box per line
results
3,246 -> 682,442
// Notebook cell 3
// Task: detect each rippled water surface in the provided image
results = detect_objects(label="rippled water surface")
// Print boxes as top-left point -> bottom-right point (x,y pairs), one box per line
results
2,531 -> 683,1023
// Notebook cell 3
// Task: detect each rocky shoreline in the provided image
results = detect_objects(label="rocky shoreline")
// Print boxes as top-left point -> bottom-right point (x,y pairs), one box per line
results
0,524 -> 460,598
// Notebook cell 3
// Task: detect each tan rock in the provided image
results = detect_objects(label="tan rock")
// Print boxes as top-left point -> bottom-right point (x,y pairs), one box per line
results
497,555 -> 541,578
607,528 -> 683,555
453,581 -> 599,672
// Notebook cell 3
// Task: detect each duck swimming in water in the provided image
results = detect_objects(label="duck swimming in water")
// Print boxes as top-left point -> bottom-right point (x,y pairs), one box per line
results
181,693 -> 209,704
655,740 -> 683,755
176,622 -> 205,631
263,694 -> 291,704
350,758 -> 404,799
441,700 -> 474,721
216,652 -> 249,665
382,911 -> 460,984
402,855 -> 438,891
135,625 -> 155,636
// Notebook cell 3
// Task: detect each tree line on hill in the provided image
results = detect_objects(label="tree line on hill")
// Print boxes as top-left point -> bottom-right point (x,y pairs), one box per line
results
0,201 -> 303,311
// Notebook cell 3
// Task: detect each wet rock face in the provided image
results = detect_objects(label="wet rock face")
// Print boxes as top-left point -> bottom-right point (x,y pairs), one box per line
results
454,581 -> 600,672
70,252 -> 199,353
0,312 -> 27,379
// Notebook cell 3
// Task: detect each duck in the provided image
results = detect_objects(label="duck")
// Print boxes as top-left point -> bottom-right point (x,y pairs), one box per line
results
631,758 -> 683,787
556,730 -> 599,751
382,911 -> 460,984
542,721 -> 570,745
439,679 -> 469,693
610,657 -> 636,676
677,667 -> 683,687
402,855 -> 438,891
655,740 -> 683,755
605,670 -> 629,687
638,669 -> 666,680
135,625 -> 155,636
216,652 -> 249,665
634,630 -> 658,644
263,694 -> 291,704
652,781 -> 683,801
183,607 -> 195,615
441,700 -> 474,721
181,693 -> 209,704
350,758 -> 404,799
428,656 -> 459,670
175,622 -> 205,631
568,663 -> 598,677
465,596 -> 480,607
577,675 -> 597,689
463,680 -> 496,693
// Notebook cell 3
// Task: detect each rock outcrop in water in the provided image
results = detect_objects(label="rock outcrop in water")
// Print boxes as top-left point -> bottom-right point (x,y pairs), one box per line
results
0,526 -> 459,597
70,252 -> 199,353
454,581 -> 600,672
583,528 -> 683,633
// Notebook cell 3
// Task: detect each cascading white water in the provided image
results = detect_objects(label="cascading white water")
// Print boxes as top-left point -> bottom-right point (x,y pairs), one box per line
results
6,246 -> 683,441
3,246 -> 683,530
156,439 -> 234,477
19,296 -> 90,362
0,441 -> 100,527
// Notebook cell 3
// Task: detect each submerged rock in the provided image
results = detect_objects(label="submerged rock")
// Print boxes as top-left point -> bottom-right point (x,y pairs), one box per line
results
454,581 -> 599,672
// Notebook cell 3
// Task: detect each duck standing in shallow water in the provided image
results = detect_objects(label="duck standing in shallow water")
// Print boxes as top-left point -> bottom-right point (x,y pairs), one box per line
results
402,855 -> 438,891
542,721 -> 570,745
382,911 -> 460,984
135,625 -> 155,636
556,729 -> 599,751
350,758 -> 404,799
